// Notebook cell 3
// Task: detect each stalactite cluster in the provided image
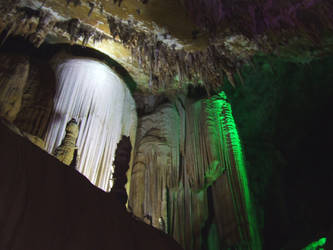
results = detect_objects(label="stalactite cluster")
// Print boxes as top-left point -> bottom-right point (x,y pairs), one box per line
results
2,2 -> 330,92
107,15 -> 255,92
0,6 -> 110,48
0,7 -> 57,48
129,93 -> 261,249
55,18 -> 110,45
1,4 -> 251,93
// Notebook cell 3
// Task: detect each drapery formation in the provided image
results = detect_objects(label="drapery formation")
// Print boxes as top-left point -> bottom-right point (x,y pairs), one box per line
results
0,51 -> 137,192
44,58 -> 137,191
129,92 -> 260,249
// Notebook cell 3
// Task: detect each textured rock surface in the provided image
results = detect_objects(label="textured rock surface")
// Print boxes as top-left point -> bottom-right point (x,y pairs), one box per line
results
0,54 -> 30,122
1,0 -> 331,92
54,119 -> 79,166
129,94 -> 260,249
0,51 -> 54,148
0,119 -> 183,250
14,57 -> 55,139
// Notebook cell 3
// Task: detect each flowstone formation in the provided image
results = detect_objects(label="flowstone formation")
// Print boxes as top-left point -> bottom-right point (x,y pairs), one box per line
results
129,92 -> 260,249
44,56 -> 137,192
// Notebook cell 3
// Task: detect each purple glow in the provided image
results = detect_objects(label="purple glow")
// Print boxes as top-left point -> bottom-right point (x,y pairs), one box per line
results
184,0 -> 333,36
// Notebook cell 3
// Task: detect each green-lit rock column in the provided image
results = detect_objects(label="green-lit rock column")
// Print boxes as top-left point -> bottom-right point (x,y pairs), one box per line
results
206,92 -> 261,249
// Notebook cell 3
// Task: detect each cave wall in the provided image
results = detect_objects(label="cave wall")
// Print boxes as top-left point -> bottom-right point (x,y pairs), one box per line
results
0,51 -> 55,148
14,56 -> 55,139
0,53 -> 30,122
223,55 -> 333,249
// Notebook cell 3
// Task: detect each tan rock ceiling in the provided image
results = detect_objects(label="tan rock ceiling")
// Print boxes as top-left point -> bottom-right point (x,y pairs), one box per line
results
7,0 -> 211,91
1,0 -> 332,92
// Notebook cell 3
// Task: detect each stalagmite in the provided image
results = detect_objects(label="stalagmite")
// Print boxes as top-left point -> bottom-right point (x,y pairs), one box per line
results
44,57 -> 137,191
54,118 -> 79,166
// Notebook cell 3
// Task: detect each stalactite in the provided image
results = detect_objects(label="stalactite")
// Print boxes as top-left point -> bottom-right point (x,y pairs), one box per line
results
28,10 -> 56,47
106,15 -> 249,91
0,7 -> 56,47
55,18 -> 110,45
0,6 -> 109,48
66,0 -> 82,7
88,2 -> 95,17
1,1 -> 331,92
44,57 -> 137,191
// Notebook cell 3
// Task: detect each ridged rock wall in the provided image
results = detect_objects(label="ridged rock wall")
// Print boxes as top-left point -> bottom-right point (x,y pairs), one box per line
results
129,93 -> 261,249
0,53 -> 30,122
0,52 -> 55,149
14,58 -> 55,139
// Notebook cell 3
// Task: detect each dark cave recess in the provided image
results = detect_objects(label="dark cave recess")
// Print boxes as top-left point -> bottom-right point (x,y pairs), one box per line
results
223,55 -> 333,249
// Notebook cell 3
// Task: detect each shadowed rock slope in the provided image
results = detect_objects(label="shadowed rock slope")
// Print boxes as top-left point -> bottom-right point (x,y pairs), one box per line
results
0,120 -> 183,250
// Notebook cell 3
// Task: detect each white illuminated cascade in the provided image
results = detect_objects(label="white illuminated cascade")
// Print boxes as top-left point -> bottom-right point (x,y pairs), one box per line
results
44,58 -> 137,191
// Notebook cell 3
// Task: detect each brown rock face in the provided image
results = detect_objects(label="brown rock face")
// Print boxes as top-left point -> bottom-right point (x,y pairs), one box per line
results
14,58 -> 55,139
54,119 -> 79,166
0,54 -> 29,122
0,51 -> 55,147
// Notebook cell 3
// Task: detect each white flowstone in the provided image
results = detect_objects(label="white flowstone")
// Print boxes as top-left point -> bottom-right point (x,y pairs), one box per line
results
44,58 -> 137,191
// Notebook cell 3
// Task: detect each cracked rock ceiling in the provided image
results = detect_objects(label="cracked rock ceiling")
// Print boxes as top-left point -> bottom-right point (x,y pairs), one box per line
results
0,0 -> 332,93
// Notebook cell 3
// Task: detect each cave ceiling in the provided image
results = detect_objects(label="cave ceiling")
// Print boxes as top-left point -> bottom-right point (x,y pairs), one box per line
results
0,0 -> 332,93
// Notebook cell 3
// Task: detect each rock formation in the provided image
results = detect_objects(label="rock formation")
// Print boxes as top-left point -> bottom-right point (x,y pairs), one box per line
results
54,118 -> 79,166
43,56 -> 137,191
110,135 -> 132,207
0,54 -> 29,122
129,93 -> 261,249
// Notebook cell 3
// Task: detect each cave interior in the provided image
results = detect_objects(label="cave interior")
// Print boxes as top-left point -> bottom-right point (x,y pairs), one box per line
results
0,0 -> 332,250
